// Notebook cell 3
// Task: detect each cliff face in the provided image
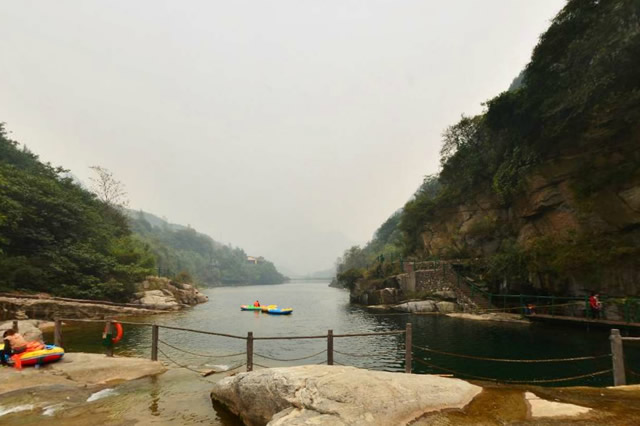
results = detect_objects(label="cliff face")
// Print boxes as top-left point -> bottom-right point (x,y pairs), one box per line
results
422,140 -> 640,296
335,1 -> 640,299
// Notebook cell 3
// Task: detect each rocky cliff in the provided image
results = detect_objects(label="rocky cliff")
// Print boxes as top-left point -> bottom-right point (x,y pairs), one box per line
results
337,1 -> 640,300
421,140 -> 640,297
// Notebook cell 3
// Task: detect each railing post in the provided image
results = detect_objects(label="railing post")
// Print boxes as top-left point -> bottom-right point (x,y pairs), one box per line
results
105,320 -> 114,357
327,329 -> 334,365
151,325 -> 159,361
54,319 -> 62,347
610,329 -> 626,386
520,295 -> 524,315
246,332 -> 253,372
585,296 -> 590,318
405,323 -> 412,374
12,320 -> 18,332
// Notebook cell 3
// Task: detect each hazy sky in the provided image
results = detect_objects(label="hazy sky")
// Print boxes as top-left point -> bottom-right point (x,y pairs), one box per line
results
0,0 -> 564,275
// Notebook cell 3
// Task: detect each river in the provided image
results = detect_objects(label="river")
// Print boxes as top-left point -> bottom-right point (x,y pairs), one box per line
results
10,280 -> 639,424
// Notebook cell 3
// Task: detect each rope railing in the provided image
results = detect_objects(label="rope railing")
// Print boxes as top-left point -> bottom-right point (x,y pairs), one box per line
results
413,344 -> 611,363
157,346 -> 246,375
158,339 -> 245,359
46,318 -> 635,386
254,349 -> 327,362
414,358 -> 613,384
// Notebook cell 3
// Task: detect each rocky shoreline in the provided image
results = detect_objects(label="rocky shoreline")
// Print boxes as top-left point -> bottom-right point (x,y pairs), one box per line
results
0,276 -> 208,321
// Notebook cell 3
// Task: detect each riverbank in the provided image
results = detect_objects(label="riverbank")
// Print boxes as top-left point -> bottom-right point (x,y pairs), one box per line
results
0,276 -> 209,321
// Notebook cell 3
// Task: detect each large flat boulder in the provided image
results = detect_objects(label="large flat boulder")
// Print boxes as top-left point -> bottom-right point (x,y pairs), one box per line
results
48,353 -> 167,385
211,365 -> 481,425
0,353 -> 167,396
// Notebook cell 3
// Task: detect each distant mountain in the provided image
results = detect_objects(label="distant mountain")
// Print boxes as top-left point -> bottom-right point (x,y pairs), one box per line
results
125,210 -> 288,286
126,210 -> 186,232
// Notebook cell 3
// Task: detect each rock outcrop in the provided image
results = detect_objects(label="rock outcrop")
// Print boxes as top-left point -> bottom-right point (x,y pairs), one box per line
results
0,296 -> 166,321
211,365 -> 482,426
419,148 -> 640,296
0,276 -> 209,320
132,276 -> 208,310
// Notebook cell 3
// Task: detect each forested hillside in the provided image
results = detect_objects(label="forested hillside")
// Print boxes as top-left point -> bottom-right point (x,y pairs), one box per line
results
337,0 -> 640,297
0,124 -> 155,301
128,211 -> 288,286
0,125 -> 287,303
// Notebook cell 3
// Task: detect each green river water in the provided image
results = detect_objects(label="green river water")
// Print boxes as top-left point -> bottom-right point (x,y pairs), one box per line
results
2,280 -> 639,424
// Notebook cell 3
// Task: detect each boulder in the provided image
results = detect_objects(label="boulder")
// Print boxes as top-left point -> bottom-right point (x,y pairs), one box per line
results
435,301 -> 458,313
0,353 -> 167,396
134,276 -> 209,307
393,301 -> 437,313
0,320 -> 47,342
48,353 -> 167,385
379,288 -> 398,305
525,392 -> 591,418
136,290 -> 180,310
211,365 -> 481,426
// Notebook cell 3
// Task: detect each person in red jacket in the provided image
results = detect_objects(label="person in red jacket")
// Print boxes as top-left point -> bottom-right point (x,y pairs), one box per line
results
253,300 -> 260,307
589,292 -> 602,319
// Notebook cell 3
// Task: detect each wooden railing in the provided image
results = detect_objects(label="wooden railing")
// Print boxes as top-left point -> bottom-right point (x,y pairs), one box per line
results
53,318 -> 411,373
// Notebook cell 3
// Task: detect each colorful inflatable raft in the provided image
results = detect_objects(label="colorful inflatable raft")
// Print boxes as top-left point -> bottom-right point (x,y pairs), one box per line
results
1,344 -> 64,369
240,305 -> 263,311
267,308 -> 293,315
260,304 -> 277,312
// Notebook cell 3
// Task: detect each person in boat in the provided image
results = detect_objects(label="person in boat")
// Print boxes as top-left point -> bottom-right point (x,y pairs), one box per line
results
589,292 -> 602,319
1,329 -> 28,366
254,300 -> 260,307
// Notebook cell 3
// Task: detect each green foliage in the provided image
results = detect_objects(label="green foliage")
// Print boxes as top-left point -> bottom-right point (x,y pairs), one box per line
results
486,231 -> 640,291
398,0 -> 640,254
129,212 -> 287,286
0,124 -> 155,301
336,268 -> 364,291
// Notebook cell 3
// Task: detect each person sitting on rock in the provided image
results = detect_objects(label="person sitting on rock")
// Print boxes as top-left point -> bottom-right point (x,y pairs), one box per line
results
1,329 -> 28,365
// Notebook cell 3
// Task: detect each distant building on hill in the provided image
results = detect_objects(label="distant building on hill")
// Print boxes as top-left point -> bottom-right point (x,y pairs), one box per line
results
246,256 -> 265,265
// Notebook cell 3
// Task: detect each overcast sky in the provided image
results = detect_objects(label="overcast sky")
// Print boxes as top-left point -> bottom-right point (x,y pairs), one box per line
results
0,0 -> 564,275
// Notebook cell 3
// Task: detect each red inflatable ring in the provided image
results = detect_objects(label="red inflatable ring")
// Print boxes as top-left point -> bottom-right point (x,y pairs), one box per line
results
103,321 -> 124,344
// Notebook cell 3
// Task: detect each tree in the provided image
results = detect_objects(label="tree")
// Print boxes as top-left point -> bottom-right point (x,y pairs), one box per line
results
89,166 -> 129,208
